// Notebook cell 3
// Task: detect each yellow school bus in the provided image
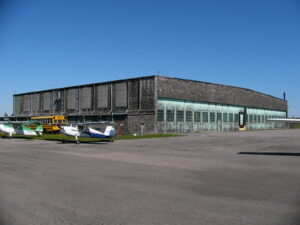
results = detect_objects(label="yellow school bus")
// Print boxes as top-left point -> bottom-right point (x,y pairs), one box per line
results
30,115 -> 68,133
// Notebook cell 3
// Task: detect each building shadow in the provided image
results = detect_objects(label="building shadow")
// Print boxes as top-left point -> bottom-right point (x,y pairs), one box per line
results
57,140 -> 110,145
238,152 -> 300,156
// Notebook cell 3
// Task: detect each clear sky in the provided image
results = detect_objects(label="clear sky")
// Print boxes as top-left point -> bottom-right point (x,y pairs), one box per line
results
0,0 -> 299,116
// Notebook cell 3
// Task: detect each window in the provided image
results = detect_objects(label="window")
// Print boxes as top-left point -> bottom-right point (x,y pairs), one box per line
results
234,114 -> 239,122
229,113 -> 233,122
249,115 -> 253,123
186,111 -> 193,122
210,112 -> 216,122
157,110 -> 165,122
254,115 -> 257,123
166,110 -> 174,122
176,110 -> 184,122
217,113 -> 222,121
194,112 -> 201,122
223,113 -> 228,122
202,112 -> 208,122
257,115 -> 261,123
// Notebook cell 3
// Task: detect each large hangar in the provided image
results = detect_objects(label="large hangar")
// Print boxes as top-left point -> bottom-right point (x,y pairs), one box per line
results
13,76 -> 288,134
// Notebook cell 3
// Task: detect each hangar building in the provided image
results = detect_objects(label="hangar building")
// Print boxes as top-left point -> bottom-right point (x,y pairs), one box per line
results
13,76 -> 288,134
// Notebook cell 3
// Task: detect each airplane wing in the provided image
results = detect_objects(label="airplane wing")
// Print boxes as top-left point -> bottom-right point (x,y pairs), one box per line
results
267,118 -> 300,123
73,121 -> 116,126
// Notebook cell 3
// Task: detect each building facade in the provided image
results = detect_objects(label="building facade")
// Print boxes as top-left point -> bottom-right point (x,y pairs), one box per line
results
13,76 -> 288,134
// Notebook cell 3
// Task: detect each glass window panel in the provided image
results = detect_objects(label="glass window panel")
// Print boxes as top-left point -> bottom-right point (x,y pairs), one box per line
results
186,111 -> 193,122
217,113 -> 222,121
176,110 -> 184,122
194,112 -> 201,122
202,112 -> 208,122
223,113 -> 228,122
210,112 -> 216,122
229,113 -> 233,122
157,110 -> 165,122
166,110 -> 174,122
234,114 -> 239,122
249,115 -> 253,123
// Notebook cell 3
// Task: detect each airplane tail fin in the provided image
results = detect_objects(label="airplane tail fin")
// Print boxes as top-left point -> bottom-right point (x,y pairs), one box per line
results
104,126 -> 115,137
35,125 -> 43,135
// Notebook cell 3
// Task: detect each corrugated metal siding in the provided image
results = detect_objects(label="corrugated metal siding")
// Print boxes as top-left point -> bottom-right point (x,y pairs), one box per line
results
157,76 -> 288,111
115,82 -> 127,108
23,95 -> 31,113
32,94 -> 40,114
97,85 -> 109,109
128,80 -> 139,111
67,89 -> 78,110
13,96 -> 22,115
54,90 -> 63,113
141,78 -> 155,110
43,92 -> 52,111
81,87 -> 92,109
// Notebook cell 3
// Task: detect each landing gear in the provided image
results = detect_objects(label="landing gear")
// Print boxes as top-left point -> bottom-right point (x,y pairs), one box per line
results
75,136 -> 80,144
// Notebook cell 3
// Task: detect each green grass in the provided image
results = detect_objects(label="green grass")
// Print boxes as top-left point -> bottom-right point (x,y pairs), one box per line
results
0,133 -> 181,143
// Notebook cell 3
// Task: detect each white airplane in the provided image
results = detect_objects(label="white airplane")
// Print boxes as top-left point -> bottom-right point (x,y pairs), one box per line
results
60,124 -> 115,144
0,122 -> 43,138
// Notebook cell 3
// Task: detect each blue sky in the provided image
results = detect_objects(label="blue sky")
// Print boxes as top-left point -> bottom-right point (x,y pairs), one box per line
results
0,0 -> 299,116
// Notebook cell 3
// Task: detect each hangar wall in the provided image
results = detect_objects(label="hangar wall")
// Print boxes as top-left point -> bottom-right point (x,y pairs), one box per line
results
13,75 -> 288,134
156,76 -> 287,111
13,77 -> 155,116
13,76 -> 156,134
155,76 -> 288,133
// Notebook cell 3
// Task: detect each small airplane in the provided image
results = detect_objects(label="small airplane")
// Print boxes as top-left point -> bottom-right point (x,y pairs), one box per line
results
60,124 -> 115,144
0,122 -> 43,138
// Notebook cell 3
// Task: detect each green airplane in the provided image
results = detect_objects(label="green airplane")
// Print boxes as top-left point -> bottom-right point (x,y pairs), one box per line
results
0,122 -> 43,138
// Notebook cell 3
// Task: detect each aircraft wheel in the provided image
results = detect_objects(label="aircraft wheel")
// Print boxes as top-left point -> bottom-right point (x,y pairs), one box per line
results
76,141 -> 80,145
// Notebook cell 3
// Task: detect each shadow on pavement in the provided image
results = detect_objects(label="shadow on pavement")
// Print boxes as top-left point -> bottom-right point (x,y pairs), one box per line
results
238,152 -> 300,156
57,140 -> 110,145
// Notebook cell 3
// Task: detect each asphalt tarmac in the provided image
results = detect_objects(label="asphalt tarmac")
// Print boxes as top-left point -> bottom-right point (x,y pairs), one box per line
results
0,129 -> 300,225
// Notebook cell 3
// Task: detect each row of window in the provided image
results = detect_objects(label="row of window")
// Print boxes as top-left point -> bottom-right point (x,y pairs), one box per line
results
157,110 -> 285,123
248,114 -> 285,124
30,119 -> 66,124
157,110 -> 240,123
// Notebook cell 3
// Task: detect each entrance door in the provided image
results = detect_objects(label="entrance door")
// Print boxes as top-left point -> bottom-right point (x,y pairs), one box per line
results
239,112 -> 245,128
217,112 -> 222,131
